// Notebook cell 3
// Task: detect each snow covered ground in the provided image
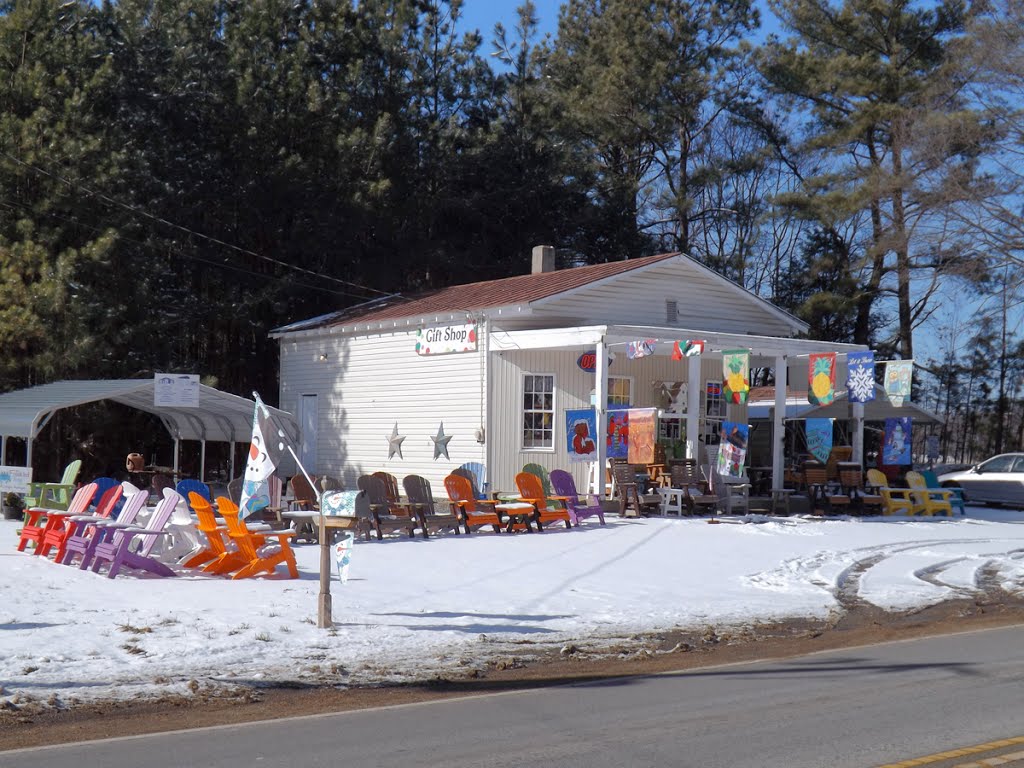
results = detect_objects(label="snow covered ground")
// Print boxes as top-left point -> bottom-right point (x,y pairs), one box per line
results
3,507 -> 1024,708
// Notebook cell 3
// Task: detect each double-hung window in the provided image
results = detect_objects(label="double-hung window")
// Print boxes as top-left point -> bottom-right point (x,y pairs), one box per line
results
522,374 -> 555,449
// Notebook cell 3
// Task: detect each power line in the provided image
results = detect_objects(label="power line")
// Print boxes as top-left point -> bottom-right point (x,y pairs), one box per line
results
0,197 -> 369,300
0,150 -> 397,300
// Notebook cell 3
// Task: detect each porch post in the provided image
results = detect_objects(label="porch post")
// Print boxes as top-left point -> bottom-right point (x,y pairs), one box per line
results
173,438 -> 180,476
772,355 -> 787,490
851,402 -> 865,467
1,435 -> 5,466
685,354 -> 701,460
595,337 -> 608,497
200,439 -> 207,482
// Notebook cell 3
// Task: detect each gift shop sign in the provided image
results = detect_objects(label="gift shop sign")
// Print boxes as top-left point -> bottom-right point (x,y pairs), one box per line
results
416,323 -> 477,355
0,465 -> 32,495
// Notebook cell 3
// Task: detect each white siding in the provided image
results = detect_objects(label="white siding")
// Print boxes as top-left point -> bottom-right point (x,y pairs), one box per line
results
487,349 -> 739,493
278,328 -> 486,491
530,260 -> 799,336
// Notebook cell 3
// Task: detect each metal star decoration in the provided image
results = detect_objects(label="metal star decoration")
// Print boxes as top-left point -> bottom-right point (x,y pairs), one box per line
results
430,422 -> 453,460
386,422 -> 406,460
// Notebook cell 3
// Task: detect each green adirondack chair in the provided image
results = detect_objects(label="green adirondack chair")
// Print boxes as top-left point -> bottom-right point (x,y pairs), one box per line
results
24,459 -> 82,512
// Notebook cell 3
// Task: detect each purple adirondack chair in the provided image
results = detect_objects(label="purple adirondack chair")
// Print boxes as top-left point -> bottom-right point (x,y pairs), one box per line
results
61,485 -> 149,570
549,470 -> 606,525
89,488 -> 182,579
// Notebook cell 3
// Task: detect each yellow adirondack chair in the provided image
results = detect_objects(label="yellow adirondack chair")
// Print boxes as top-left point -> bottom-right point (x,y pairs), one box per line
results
866,469 -> 915,515
905,471 -> 954,517
24,459 -> 82,512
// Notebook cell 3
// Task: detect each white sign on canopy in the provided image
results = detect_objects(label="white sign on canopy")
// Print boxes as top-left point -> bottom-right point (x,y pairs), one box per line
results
154,373 -> 200,408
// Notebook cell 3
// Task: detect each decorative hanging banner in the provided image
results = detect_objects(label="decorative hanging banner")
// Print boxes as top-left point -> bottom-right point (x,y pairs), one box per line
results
885,360 -> 913,407
716,421 -> 749,478
722,350 -> 750,404
606,408 -> 629,459
627,408 -> 657,465
808,352 -> 837,406
806,418 -> 834,463
335,531 -> 355,584
846,350 -> 876,403
565,408 -> 598,463
883,417 -> 912,465
626,339 -> 657,359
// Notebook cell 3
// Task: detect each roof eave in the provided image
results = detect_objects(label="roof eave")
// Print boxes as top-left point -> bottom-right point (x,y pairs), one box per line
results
270,304 -> 533,339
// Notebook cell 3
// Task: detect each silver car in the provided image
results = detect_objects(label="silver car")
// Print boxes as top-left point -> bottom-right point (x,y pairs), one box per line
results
937,453 -> 1024,506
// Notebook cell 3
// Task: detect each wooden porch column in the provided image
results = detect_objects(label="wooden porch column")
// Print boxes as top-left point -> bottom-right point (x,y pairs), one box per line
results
772,355 -> 787,490
685,354 -> 701,460
594,337 -> 608,497
852,402 -> 865,467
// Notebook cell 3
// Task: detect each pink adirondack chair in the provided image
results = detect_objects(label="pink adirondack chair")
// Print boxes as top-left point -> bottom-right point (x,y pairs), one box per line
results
90,489 -> 182,578
17,483 -> 97,555
62,485 -> 149,570
549,470 -> 606,525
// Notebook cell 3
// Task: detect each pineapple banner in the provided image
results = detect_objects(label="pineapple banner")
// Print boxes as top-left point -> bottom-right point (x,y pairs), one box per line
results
884,360 -> 913,407
808,352 -> 837,406
722,350 -> 750,404
846,351 -> 876,403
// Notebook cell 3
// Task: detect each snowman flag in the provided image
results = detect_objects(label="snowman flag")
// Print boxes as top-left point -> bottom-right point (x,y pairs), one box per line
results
239,393 -> 289,520
336,532 -> 355,584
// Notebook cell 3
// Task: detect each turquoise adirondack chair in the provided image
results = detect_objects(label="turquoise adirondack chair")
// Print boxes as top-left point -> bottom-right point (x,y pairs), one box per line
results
24,459 -> 82,512
920,469 -> 966,515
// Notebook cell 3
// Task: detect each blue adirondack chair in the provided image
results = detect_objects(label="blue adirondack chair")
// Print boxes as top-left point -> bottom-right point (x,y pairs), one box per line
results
920,470 -> 966,515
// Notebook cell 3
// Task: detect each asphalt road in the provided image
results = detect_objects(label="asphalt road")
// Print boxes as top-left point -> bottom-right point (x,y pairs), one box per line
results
2,625 -> 1022,768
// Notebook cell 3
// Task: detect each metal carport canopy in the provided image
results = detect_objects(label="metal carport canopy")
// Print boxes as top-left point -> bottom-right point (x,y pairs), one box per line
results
0,379 -> 298,465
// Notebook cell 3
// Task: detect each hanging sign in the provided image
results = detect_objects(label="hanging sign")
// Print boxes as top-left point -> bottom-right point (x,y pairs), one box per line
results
415,323 -> 477,355
847,350 -> 876,403
722,350 -> 750,404
566,408 -> 597,462
808,352 -> 837,406
576,351 -> 613,372
885,360 -> 913,407
154,373 -> 200,407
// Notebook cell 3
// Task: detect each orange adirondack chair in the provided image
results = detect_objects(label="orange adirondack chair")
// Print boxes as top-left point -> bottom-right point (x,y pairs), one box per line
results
443,474 -> 503,534
38,483 -> 123,563
216,497 -> 298,579
514,472 -> 573,530
182,492 -> 249,574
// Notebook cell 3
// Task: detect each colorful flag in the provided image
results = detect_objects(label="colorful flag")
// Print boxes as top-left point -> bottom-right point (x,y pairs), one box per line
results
335,531 -> 355,584
627,408 -> 657,465
566,408 -> 598,463
883,417 -> 912,465
722,350 -> 750,404
684,340 -> 705,357
808,352 -> 837,406
885,360 -> 913,407
671,342 -> 683,361
606,408 -> 629,459
846,351 -> 876,403
716,421 -> 749,478
806,418 -> 834,463
626,339 -> 657,359
239,393 -> 289,520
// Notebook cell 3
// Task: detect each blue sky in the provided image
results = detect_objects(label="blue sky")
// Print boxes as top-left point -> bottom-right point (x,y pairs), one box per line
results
457,0 -> 562,43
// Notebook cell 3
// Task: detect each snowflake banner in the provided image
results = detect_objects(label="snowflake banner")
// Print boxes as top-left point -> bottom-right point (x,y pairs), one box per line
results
808,352 -> 836,406
846,351 -> 876,403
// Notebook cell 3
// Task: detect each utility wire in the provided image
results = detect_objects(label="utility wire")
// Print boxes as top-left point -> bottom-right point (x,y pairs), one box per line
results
0,150 -> 397,300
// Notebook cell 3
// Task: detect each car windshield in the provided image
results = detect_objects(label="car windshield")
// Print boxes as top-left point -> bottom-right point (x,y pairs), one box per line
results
979,455 -> 1017,472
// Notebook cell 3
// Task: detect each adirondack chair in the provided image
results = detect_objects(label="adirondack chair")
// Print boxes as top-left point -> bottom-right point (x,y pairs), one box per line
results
24,459 -> 82,512
522,462 -> 558,499
402,475 -> 461,535
182,493 -> 249,574
289,473 -> 318,510
216,496 -> 299,579
803,461 -> 852,515
17,482 -> 97,555
38,483 -> 122,563
176,479 -> 212,508
515,472 -> 573,530
825,446 -> 853,481
372,472 -> 414,516
906,471 -> 955,517
549,470 -> 606,525
920,469 -> 966,515
610,461 -> 660,517
666,460 -> 717,516
705,446 -> 750,515
356,475 -> 419,539
227,477 -> 244,504
454,462 -> 488,499
90,489 -> 182,578
838,464 -> 883,515
866,469 -> 915,515
443,474 -> 503,534
61,484 -> 148,569
88,477 -> 121,509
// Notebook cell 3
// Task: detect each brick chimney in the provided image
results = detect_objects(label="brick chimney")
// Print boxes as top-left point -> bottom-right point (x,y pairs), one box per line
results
531,245 -> 556,274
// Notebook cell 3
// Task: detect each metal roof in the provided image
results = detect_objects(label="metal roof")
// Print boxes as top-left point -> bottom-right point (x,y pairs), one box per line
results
0,379 -> 298,444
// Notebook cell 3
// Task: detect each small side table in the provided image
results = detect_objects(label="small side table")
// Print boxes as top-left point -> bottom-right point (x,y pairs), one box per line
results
770,488 -> 795,515
494,502 -> 538,532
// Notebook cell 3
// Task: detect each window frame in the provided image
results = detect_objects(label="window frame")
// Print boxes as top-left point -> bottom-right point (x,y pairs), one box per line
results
606,375 -> 633,407
521,372 -> 556,452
